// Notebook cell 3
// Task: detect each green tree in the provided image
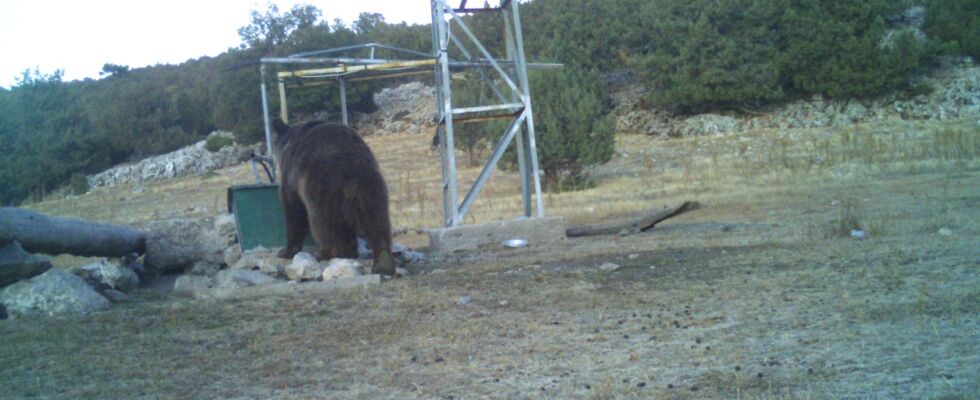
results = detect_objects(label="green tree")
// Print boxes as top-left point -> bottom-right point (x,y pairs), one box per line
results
634,0 -> 783,113
451,74 -> 499,167
237,3 -> 322,51
503,68 -> 615,191
924,0 -> 980,60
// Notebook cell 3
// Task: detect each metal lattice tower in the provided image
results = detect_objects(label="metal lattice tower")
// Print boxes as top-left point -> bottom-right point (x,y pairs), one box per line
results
430,0 -> 544,227
258,0 -> 554,227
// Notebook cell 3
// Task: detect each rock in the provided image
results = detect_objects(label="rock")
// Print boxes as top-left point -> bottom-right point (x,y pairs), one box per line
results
213,213 -> 238,246
189,260 -> 221,277
0,240 -> 52,288
102,289 -> 130,303
144,215 -> 237,273
322,259 -> 362,281
430,269 -> 447,275
285,252 -> 324,281
77,259 -> 140,292
599,262 -> 621,272
355,82 -> 437,136
109,253 -> 149,284
87,139 -> 261,188
0,268 -> 110,318
458,295 -> 471,305
223,244 -> 243,267
214,269 -> 279,289
850,229 -> 867,239
233,249 -> 286,276
172,274 -> 214,296
938,228 -> 953,236
356,238 -> 372,259
390,242 -> 424,265
395,267 -> 410,277
628,254 -> 640,260
666,114 -> 738,137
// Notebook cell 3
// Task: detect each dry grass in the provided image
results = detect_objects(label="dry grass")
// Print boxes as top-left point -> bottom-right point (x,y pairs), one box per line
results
5,117 -> 979,399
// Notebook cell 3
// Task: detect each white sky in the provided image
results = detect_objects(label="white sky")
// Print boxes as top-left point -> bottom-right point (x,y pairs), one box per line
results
0,0 -> 432,88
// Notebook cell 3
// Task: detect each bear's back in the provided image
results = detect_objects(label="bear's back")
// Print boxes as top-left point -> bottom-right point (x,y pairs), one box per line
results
277,121 -> 380,182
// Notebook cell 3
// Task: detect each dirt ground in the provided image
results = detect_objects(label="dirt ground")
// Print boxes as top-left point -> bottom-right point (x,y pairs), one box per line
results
1,118 -> 978,399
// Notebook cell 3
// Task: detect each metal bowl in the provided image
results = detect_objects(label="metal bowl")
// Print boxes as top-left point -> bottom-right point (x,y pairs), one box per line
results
501,238 -> 528,248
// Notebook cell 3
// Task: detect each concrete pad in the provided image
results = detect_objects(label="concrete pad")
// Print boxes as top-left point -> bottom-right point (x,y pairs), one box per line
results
194,274 -> 381,301
425,216 -> 567,257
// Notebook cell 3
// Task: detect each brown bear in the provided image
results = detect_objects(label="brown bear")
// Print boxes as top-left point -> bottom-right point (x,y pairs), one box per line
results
272,118 -> 396,276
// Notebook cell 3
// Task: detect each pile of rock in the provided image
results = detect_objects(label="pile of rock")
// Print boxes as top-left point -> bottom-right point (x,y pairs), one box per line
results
1,211 -> 422,319
86,132 -> 261,189
355,81 -> 436,136
0,255 -> 145,319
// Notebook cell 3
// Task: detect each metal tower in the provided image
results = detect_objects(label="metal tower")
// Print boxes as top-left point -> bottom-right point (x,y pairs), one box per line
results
258,0 -> 553,227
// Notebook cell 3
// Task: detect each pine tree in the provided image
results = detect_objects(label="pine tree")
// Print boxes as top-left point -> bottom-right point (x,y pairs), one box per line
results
503,68 -> 615,191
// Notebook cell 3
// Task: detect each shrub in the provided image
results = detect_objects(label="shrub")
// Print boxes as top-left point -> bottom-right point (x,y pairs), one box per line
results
68,173 -> 89,195
634,0 -> 938,114
205,135 -> 233,152
924,0 -> 980,60
502,68 -> 615,191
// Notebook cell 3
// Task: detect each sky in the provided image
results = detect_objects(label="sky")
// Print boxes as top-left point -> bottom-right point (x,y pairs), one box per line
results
0,0 -> 433,88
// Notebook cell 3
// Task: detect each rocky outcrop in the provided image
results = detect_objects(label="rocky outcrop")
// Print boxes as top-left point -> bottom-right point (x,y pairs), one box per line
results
355,81 -> 436,136
87,133 -> 261,188
0,268 -> 110,318
615,64 -> 980,137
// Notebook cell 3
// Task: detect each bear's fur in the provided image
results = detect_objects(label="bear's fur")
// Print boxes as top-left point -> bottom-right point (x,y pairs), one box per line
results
272,119 -> 396,276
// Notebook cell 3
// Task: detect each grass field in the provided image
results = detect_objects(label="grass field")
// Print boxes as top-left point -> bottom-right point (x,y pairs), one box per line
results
2,117 -> 978,399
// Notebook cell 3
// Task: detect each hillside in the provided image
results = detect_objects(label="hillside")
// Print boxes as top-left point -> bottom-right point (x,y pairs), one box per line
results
6,114 -> 978,398
2,0 -> 978,204
1,2 -> 978,397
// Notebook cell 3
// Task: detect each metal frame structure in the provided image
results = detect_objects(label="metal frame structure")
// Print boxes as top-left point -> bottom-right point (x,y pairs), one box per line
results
258,0 -> 555,227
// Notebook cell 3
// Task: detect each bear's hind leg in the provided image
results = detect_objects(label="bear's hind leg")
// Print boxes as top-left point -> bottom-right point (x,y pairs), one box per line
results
278,190 -> 310,259
307,206 -> 338,261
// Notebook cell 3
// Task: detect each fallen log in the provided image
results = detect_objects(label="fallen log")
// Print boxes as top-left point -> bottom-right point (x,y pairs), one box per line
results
565,201 -> 701,237
0,207 -> 146,257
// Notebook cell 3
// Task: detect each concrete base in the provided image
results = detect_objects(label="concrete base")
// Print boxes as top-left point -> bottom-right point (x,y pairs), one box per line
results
425,216 -> 567,257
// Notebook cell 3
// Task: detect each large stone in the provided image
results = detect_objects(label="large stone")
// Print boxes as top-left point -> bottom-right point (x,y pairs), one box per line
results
322,259 -> 362,281
223,244 -> 243,267
284,252 -> 324,281
0,240 -> 52,288
232,249 -> 286,276
76,259 -> 140,292
214,269 -> 279,289
144,214 -> 238,273
189,261 -> 221,277
0,268 -> 110,318
425,217 -> 567,257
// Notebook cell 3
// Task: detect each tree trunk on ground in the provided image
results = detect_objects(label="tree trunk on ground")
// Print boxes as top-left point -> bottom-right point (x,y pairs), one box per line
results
565,201 -> 701,237
0,207 -> 146,257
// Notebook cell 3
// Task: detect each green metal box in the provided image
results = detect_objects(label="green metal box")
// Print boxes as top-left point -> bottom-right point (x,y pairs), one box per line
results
227,184 -> 313,251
